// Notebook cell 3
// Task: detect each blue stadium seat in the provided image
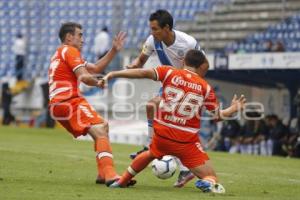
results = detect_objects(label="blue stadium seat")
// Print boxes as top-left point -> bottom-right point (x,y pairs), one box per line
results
0,0 -> 231,78
226,13 -> 300,53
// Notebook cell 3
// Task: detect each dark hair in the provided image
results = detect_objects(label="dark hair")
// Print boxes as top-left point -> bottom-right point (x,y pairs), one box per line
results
184,50 -> 206,68
17,32 -> 23,38
59,22 -> 82,42
149,9 -> 173,30
102,26 -> 108,32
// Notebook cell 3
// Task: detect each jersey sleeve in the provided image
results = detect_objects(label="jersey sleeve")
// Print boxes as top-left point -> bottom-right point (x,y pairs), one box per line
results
64,46 -> 86,72
153,65 -> 173,82
204,86 -> 219,115
141,35 -> 155,56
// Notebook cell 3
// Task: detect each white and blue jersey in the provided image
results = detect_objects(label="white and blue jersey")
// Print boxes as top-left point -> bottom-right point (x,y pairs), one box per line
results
142,30 -> 202,69
142,30 -> 203,96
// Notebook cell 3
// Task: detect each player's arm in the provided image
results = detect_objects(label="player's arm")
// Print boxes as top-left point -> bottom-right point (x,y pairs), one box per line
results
127,36 -> 153,69
74,66 -> 102,87
204,87 -> 246,121
126,53 -> 149,69
86,32 -> 126,74
107,68 -> 156,80
99,68 -> 156,88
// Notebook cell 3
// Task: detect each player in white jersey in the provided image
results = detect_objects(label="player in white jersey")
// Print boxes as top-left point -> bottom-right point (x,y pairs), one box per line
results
127,9 -> 209,188
141,29 -> 201,68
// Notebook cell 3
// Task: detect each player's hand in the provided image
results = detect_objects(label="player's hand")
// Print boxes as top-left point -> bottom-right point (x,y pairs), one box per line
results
230,94 -> 246,112
97,79 -> 106,89
112,31 -> 126,52
97,73 -> 113,88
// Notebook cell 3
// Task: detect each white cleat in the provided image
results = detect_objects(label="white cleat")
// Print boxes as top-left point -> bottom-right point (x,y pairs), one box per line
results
211,183 -> 226,194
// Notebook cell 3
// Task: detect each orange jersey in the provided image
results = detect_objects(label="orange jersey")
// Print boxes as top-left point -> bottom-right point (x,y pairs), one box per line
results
153,65 -> 219,143
48,45 -> 87,104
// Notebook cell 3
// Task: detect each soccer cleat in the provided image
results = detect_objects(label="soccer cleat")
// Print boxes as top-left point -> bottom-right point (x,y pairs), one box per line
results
211,183 -> 226,194
95,176 -> 105,184
109,180 -> 122,188
195,180 -> 226,194
195,179 -> 213,192
106,178 -> 137,188
129,146 -> 149,159
173,170 -> 195,188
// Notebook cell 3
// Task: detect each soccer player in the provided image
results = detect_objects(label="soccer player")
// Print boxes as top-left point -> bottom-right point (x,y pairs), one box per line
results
99,49 -> 246,193
127,9 -> 209,187
48,22 -> 133,186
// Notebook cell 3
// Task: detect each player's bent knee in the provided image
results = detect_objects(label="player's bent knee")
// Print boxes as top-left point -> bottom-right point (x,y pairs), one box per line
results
89,122 -> 109,138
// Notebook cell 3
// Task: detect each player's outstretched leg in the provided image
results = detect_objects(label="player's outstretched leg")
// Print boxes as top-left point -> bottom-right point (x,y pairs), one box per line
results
110,150 -> 155,188
88,123 -> 119,185
190,160 -> 225,194
129,97 -> 160,159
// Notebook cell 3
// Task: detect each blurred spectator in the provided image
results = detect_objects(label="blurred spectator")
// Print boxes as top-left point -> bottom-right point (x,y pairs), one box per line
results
272,40 -> 285,52
12,33 -> 27,81
1,83 -> 15,125
41,82 -> 55,128
236,40 -> 246,54
34,82 -> 55,128
199,119 -> 219,150
93,26 -> 110,60
252,119 -> 269,155
240,120 -> 257,154
216,120 -> 241,153
265,114 -> 289,156
239,111 -> 268,155
282,117 -> 300,157
262,40 -> 273,52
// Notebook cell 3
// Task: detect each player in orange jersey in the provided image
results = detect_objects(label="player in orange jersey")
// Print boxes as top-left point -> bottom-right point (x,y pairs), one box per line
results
48,22 -> 134,186
99,49 -> 246,193
127,10 -> 208,187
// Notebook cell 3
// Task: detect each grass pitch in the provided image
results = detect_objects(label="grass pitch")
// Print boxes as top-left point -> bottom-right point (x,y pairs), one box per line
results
0,126 -> 299,200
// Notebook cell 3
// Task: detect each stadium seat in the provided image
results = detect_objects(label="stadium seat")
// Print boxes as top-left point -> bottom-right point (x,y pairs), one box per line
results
0,0 -> 232,78
226,13 -> 300,53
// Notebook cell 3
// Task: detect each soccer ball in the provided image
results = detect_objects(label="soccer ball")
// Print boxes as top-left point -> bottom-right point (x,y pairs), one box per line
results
151,155 -> 177,179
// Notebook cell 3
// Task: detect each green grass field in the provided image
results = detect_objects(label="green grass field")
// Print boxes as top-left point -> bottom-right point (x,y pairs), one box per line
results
0,126 -> 299,200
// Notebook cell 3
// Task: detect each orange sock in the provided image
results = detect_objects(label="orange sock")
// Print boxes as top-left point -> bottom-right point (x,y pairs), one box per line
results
95,137 -> 118,181
118,151 -> 154,186
95,157 -> 105,181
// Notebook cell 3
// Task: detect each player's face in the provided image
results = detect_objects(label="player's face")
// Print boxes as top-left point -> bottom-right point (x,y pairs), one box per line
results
70,28 -> 84,51
149,20 -> 168,41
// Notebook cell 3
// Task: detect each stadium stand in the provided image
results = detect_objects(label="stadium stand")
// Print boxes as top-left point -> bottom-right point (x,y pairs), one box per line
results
0,0 -> 232,79
176,0 -> 300,52
226,14 -> 300,53
0,0 -> 299,79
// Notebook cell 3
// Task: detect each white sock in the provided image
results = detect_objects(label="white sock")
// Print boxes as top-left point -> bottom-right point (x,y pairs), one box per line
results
145,120 -> 153,147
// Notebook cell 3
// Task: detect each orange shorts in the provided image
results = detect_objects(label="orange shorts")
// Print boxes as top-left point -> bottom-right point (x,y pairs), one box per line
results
150,133 -> 209,169
49,97 -> 104,138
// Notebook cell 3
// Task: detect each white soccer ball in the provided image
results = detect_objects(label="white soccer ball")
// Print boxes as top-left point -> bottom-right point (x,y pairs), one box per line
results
151,155 -> 177,179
